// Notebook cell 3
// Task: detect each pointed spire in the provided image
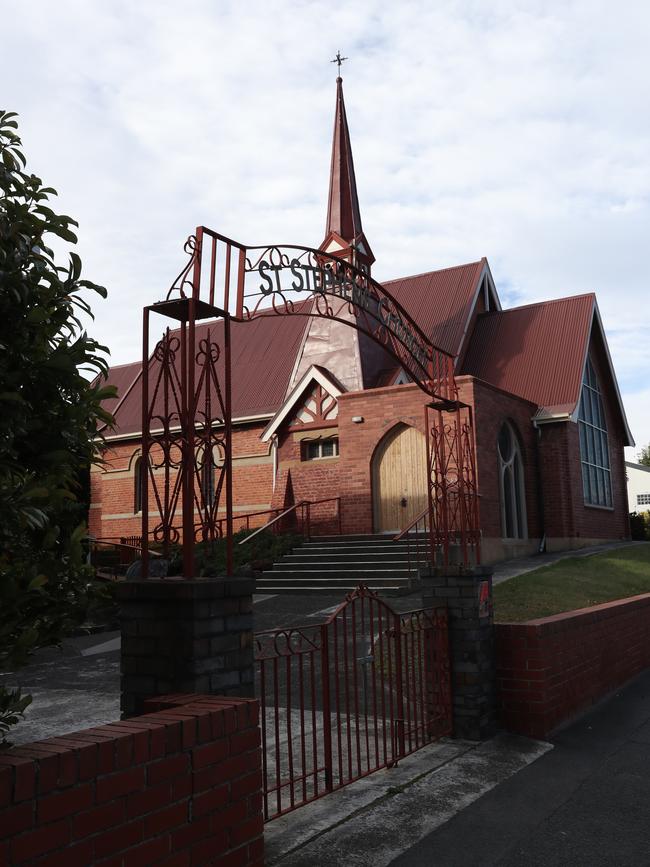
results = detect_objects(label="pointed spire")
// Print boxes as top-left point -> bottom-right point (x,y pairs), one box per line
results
326,76 -> 364,244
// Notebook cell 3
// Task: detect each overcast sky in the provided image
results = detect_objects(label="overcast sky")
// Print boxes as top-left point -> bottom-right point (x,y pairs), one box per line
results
6,0 -> 650,458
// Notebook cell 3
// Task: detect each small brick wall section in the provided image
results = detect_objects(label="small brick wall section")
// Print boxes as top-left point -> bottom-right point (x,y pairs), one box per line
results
496,593 -> 650,739
0,694 -> 263,867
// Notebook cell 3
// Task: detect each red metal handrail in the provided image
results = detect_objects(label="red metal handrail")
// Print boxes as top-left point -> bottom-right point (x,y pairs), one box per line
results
238,502 -> 304,545
393,508 -> 429,543
239,496 -> 342,545
91,538 -> 162,557
88,538 -> 163,582
393,508 -> 433,575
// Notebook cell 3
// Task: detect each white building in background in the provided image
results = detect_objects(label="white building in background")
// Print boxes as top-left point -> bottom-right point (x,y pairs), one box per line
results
626,461 -> 650,512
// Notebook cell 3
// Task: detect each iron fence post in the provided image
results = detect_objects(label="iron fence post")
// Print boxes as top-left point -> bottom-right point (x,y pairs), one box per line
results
424,404 -> 436,567
141,306 -> 150,579
224,313 -> 233,575
320,623 -> 334,791
394,612 -> 405,760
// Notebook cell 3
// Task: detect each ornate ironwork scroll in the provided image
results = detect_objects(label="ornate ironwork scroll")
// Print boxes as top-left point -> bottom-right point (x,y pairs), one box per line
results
142,224 -> 481,576
239,242 -> 455,402
426,402 -> 481,568
254,585 -> 452,821
141,297 -> 233,578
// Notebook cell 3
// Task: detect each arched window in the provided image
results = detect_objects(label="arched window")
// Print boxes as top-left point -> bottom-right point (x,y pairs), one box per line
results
200,444 -> 224,508
201,449 -> 215,508
498,422 -> 527,539
134,456 -> 143,514
578,357 -> 612,507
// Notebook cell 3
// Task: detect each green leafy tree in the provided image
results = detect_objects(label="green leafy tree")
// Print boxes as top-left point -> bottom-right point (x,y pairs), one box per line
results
0,110 -> 114,741
637,444 -> 650,468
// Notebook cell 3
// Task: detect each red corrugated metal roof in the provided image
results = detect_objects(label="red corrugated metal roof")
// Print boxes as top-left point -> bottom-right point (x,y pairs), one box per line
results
383,259 -> 485,356
98,361 -> 141,417
460,294 -> 595,411
101,261 -> 487,438
108,310 -> 311,438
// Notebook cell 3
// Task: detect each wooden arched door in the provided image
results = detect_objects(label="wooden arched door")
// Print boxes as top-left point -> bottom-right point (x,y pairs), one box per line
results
372,424 -> 428,533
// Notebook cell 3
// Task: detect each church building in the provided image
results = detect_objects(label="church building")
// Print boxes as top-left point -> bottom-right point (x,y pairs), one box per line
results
90,75 -> 634,564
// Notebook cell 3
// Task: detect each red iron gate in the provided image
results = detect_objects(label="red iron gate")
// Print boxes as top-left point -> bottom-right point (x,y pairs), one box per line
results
254,585 -> 451,822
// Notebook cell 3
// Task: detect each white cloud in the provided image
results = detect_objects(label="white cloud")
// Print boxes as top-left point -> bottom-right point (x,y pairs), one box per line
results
5,0 -> 650,442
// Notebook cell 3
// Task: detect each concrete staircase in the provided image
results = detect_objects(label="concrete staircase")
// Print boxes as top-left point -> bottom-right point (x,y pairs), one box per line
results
256,533 -> 430,595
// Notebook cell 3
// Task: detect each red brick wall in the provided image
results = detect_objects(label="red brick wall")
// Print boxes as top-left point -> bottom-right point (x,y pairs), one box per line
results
273,429 -> 341,534
466,377 -> 541,541
0,695 -> 263,867
537,330 -> 629,543
91,423 -> 274,540
337,378 -> 541,542
496,595 -> 650,739
337,383 -> 430,534
91,344 -> 629,550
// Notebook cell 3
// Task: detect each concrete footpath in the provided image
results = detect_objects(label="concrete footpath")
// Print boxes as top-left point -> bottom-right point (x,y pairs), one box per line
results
392,668 -> 650,866
268,669 -> 650,866
266,734 -> 551,866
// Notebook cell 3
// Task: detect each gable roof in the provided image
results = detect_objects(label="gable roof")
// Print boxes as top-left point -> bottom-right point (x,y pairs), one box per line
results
461,293 -> 633,445
626,461 -> 650,474
104,311 -> 312,439
462,294 -> 595,408
101,259 -> 491,439
98,361 -> 141,418
382,259 -> 488,357
261,364 -> 345,442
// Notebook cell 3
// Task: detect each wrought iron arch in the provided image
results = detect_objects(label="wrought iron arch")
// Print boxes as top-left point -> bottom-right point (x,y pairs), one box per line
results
140,226 -> 481,577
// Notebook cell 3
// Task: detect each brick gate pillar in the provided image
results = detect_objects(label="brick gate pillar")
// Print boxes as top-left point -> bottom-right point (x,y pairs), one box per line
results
117,577 -> 254,718
421,565 -> 497,740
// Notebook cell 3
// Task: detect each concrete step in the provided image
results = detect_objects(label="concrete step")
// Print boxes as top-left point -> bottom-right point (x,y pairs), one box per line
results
256,575 -> 420,595
261,533 -> 430,593
299,543 -> 429,553
274,560 -> 417,571
266,569 -> 414,580
254,583 -> 415,596
296,547 -> 429,557
308,534 -> 428,543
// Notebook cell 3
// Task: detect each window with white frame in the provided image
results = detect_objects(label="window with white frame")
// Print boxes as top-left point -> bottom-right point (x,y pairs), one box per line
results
638,493 -> 650,506
578,357 -> 612,507
303,437 -> 339,460
498,421 -> 527,539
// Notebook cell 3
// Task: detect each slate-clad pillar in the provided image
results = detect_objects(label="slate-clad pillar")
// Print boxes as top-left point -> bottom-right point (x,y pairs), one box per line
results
117,577 -> 254,718
421,565 -> 497,740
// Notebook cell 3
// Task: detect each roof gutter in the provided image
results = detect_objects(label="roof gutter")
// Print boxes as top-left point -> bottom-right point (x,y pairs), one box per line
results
99,411 -> 274,443
532,411 -> 575,426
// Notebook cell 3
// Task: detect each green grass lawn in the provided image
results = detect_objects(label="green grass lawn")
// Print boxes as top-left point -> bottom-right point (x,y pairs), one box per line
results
493,543 -> 650,623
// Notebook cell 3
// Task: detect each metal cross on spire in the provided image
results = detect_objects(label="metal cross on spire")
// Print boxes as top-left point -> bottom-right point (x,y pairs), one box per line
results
331,50 -> 348,76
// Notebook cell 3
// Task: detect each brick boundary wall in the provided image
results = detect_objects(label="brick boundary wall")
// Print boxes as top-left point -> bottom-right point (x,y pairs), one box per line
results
0,694 -> 263,867
496,593 -> 650,739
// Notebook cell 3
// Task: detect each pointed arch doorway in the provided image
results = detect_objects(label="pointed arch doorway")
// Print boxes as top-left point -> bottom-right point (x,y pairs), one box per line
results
372,424 -> 429,533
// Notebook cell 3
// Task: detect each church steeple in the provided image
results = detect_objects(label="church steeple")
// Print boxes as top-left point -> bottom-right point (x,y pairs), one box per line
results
320,74 -> 375,272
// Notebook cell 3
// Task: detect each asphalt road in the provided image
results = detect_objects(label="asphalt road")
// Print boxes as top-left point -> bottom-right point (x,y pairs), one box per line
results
391,668 -> 650,866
